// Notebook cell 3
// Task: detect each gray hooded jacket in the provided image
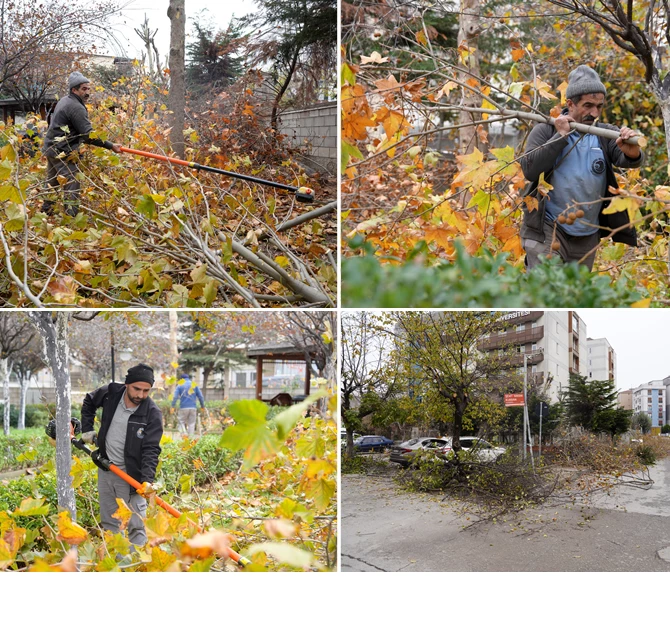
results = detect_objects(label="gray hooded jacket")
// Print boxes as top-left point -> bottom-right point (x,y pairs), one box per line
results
43,92 -> 114,158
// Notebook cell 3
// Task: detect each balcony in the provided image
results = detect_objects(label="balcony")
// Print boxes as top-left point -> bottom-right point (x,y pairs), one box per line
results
480,325 -> 544,350
510,350 -> 544,366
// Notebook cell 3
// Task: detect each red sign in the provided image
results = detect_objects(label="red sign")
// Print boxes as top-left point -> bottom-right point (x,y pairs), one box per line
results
504,393 -> 525,407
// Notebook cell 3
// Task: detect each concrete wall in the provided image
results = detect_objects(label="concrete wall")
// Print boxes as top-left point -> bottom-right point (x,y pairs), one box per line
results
278,102 -> 336,176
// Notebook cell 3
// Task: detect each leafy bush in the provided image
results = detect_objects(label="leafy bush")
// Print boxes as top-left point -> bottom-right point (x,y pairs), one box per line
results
661,424 -> 670,434
342,240 -> 646,307
0,429 -> 55,471
341,454 -> 390,475
636,444 -> 657,466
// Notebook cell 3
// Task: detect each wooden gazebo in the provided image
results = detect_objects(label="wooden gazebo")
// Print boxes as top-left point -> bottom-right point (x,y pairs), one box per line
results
246,343 -> 314,402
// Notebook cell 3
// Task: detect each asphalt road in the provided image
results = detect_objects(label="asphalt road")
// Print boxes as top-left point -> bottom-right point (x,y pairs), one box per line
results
341,458 -> 670,572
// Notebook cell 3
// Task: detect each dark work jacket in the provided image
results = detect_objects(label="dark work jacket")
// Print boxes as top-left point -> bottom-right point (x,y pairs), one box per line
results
519,117 -> 644,246
42,92 -> 114,158
81,383 -> 163,490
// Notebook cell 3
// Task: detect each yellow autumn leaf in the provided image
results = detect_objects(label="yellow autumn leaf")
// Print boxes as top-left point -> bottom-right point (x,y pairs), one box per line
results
112,499 -> 133,531
631,298 -> 651,308
56,511 -> 88,545
181,530 -> 233,559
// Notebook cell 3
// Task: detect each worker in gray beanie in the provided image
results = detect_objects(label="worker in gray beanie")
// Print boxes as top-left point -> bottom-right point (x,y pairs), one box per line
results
41,70 -> 122,217
518,64 -> 644,271
80,363 -> 162,547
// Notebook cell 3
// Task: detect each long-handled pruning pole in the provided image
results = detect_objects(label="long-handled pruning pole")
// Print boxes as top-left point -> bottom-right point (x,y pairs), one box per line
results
119,146 -> 316,203
46,420 -> 250,568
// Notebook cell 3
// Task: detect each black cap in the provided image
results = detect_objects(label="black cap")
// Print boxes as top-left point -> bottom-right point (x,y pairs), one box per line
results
125,363 -> 155,386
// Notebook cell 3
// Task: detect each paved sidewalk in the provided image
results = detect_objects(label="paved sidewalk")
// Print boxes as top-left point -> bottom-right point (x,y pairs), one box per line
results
342,460 -> 670,572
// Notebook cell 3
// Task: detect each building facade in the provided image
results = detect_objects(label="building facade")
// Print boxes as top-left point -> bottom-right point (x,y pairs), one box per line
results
587,337 -> 617,387
480,311 -> 588,402
632,380 -> 666,427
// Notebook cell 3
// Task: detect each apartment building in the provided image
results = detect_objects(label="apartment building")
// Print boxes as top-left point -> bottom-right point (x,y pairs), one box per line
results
618,389 -> 633,410
587,337 -> 617,387
632,380 -> 666,427
479,311 -> 588,401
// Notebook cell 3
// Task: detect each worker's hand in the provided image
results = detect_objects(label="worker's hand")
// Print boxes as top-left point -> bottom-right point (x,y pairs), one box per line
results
553,115 -> 575,137
138,482 -> 156,498
111,143 -> 122,153
616,126 -> 641,160
81,431 -> 97,445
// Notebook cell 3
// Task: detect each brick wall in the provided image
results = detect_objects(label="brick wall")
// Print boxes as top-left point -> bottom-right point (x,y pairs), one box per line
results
278,102 -> 337,176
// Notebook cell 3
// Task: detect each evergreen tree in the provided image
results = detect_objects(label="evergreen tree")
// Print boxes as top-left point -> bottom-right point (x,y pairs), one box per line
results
565,373 -> 619,433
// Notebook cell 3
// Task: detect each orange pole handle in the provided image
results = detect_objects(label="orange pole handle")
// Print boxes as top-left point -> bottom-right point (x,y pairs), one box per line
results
108,463 -> 249,567
118,146 -> 193,168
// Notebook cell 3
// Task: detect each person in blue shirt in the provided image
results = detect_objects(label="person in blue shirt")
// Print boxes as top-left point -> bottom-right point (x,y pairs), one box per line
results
519,65 -> 643,270
171,373 -> 206,436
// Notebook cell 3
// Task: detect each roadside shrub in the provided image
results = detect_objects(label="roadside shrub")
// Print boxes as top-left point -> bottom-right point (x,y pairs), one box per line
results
636,444 -> 656,466
342,241 -> 645,307
342,454 -> 390,475
661,424 -> 670,434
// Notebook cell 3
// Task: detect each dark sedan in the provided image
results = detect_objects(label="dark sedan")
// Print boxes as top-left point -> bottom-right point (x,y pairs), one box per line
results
354,435 -> 394,453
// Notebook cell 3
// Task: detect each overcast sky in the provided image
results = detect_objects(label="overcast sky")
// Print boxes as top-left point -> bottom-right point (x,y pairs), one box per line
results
106,1 -> 242,59
578,309 -> 670,391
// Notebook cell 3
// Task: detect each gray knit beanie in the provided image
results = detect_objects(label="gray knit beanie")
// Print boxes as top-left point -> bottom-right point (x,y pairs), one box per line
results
565,65 -> 606,101
68,71 -> 91,91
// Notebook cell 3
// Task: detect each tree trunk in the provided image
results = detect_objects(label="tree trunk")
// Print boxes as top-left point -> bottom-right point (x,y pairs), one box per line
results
167,0 -> 186,158
271,48 -> 300,132
457,0 -> 487,155
1,358 -> 10,435
649,77 -> 670,160
18,374 -> 28,430
29,313 -> 76,518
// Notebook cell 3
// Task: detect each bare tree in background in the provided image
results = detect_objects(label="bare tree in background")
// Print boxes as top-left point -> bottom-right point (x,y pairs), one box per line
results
11,331 -> 45,430
0,313 -> 34,435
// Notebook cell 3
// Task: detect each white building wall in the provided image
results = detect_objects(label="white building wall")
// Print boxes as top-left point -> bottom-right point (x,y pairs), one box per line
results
633,380 -> 666,427
538,311 -> 578,401
587,337 -> 617,388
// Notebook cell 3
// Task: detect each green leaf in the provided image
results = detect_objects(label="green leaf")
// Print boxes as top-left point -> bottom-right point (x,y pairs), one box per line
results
13,498 -> 50,517
202,280 -> 218,307
219,400 -> 278,469
246,542 -> 318,569
296,436 -> 325,459
341,62 -> 357,86
0,159 -> 14,180
274,389 -> 329,440
135,194 -> 156,219
0,184 -> 22,203
190,264 -> 208,285
341,140 -> 363,172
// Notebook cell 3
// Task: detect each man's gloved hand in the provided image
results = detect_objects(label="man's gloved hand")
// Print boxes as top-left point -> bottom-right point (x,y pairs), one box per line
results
137,482 -> 156,498
81,431 -> 97,445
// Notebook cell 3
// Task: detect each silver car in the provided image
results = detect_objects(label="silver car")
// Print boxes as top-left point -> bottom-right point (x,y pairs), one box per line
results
440,437 -> 506,462
389,437 -> 450,467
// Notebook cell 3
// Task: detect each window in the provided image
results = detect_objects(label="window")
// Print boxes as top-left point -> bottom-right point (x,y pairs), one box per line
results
532,365 -> 537,373
517,324 -> 525,332
556,342 -> 560,353
532,343 -> 537,351
556,321 -> 559,333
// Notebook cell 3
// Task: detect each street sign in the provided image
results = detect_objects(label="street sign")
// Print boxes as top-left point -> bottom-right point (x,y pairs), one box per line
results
504,393 -> 525,407
536,402 -> 549,416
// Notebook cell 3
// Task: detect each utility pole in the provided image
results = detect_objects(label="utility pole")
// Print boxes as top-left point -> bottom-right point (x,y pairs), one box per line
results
522,352 -> 535,470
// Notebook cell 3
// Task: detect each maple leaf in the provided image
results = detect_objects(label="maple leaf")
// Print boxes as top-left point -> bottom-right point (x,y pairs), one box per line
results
56,511 -> 88,546
112,499 -> 133,531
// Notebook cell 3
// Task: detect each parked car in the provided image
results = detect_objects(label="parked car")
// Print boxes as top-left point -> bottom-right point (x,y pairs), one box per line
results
440,437 -> 506,462
390,437 -> 450,467
340,429 -> 361,449
353,435 -> 394,453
